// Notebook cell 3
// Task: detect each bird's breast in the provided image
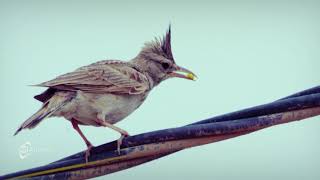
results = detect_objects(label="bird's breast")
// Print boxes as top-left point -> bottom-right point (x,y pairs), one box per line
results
71,91 -> 148,125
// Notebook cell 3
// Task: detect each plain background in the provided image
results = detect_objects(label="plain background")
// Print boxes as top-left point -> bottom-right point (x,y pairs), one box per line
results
1,0 -> 320,179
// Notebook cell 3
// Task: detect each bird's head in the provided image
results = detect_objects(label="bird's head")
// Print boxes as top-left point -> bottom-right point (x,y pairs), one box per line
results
132,26 -> 197,86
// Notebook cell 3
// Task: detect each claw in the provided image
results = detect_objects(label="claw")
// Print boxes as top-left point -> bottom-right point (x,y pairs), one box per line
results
117,132 -> 129,155
85,144 -> 94,163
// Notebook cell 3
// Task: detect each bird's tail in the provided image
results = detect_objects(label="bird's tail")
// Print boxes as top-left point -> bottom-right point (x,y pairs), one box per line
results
14,92 -> 73,136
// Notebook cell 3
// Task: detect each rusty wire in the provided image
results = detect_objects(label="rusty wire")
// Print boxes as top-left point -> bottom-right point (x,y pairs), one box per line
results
1,86 -> 320,179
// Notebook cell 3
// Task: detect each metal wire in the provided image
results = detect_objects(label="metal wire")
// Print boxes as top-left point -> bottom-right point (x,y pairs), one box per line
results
2,86 -> 320,180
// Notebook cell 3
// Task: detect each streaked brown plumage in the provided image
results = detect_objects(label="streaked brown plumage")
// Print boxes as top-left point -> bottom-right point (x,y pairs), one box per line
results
14,26 -> 196,162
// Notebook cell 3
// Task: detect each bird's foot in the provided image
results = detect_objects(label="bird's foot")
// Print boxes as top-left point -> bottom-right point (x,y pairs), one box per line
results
85,144 -> 94,163
117,131 -> 129,155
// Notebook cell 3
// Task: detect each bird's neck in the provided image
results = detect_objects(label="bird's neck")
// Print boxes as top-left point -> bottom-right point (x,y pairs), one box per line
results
130,57 -> 161,88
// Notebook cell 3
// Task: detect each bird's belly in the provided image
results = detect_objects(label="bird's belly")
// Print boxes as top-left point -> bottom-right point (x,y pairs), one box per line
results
70,92 -> 146,126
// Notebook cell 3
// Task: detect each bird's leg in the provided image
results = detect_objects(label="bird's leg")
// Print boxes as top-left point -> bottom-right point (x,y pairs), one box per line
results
97,119 -> 129,155
71,118 -> 93,163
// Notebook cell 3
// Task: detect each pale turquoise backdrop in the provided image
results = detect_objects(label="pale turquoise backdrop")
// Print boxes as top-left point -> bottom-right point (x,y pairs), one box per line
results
1,0 -> 320,179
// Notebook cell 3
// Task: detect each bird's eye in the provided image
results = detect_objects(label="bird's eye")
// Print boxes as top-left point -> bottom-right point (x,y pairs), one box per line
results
161,62 -> 170,69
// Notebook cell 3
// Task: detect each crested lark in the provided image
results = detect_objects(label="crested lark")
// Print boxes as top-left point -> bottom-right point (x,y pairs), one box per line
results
14,26 -> 196,162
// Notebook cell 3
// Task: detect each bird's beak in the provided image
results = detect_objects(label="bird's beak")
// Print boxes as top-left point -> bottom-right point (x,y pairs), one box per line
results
168,65 -> 197,81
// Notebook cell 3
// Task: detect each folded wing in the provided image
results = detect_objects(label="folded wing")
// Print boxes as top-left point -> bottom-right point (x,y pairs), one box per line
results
35,61 -> 149,95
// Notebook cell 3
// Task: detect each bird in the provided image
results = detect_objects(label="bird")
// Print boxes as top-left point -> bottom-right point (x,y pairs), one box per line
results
14,26 -> 196,163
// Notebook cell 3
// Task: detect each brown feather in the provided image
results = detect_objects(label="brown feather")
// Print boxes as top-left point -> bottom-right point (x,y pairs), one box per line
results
34,60 -> 150,94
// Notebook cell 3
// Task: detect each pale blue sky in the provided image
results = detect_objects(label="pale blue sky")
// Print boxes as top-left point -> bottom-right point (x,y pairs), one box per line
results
1,1 -> 320,179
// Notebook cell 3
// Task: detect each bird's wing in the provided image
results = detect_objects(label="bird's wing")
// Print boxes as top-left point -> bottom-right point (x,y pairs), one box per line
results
35,61 -> 150,94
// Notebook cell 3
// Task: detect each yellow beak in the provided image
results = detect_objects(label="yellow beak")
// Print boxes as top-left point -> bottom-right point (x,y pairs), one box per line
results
168,65 -> 197,81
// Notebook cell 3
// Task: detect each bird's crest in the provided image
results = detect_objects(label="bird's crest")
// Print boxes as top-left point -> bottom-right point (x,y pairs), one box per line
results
160,25 -> 173,60
140,25 -> 174,61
